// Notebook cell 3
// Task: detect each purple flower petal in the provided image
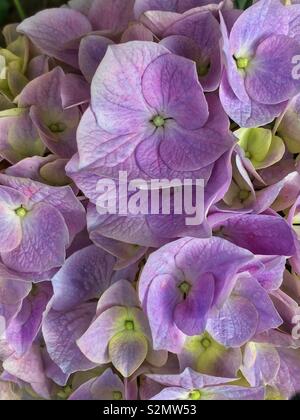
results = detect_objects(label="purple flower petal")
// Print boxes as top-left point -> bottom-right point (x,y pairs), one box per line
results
0,187 -> 26,253
174,273 -> 215,336
87,0 -> 135,33
241,342 -> 281,387
141,52 -> 208,129
3,345 -> 51,399
51,245 -> 115,312
43,303 -> 97,378
207,296 -> 259,347
77,307 -> 130,364
1,202 -> 69,273
0,111 -> 44,164
6,283 -> 52,356
245,35 -> 300,105
69,368 -> 124,400
109,331 -> 148,377
17,9 -> 92,68
236,276 -> 283,334
79,35 -> 114,83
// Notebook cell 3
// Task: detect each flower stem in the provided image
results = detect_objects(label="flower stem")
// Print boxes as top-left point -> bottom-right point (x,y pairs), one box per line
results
13,0 -> 26,21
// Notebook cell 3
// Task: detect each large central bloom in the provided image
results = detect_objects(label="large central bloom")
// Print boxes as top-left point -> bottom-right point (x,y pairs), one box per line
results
67,41 -> 234,247
71,41 -> 232,179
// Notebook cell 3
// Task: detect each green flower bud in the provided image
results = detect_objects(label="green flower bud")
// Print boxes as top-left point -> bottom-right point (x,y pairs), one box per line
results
236,127 -> 285,170
0,31 -> 29,105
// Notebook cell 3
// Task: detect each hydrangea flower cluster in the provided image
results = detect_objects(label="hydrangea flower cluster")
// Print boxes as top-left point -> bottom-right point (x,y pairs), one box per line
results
0,0 -> 300,401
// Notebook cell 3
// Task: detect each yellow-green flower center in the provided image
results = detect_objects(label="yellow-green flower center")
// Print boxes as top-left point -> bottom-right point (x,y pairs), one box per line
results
179,281 -> 191,295
49,122 -> 67,133
57,386 -> 73,400
152,115 -> 165,128
239,190 -> 251,202
15,206 -> 27,218
189,390 -> 202,400
113,391 -> 123,400
236,57 -> 250,70
197,61 -> 211,77
124,320 -> 135,331
179,281 -> 191,298
200,337 -> 212,350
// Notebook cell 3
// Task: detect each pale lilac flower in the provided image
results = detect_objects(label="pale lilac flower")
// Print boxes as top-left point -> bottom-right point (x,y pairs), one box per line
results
0,174 -> 85,273
139,237 -> 263,352
147,368 -> 265,400
78,280 -> 167,377
69,368 -> 138,400
220,0 -> 300,127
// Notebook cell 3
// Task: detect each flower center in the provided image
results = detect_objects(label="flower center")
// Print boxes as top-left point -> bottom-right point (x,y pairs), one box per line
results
57,386 -> 73,400
179,281 -> 191,299
189,390 -> 202,400
197,61 -> 211,77
151,115 -> 166,128
236,57 -> 250,70
124,320 -> 135,331
49,122 -> 67,133
239,190 -> 250,202
15,206 -> 28,218
200,337 -> 212,350
113,391 -> 123,400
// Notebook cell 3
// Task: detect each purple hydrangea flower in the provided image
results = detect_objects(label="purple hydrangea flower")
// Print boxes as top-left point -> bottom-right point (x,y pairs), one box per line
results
146,368 -> 265,400
18,68 -> 86,159
67,41 -> 234,246
70,41 -> 233,179
0,174 -> 85,273
220,0 -> 300,127
139,237 -> 254,352
78,280 -> 167,377
178,332 -> 243,378
139,10 -> 223,91
140,237 -> 284,352
42,245 -> 117,381
0,109 -> 45,164
2,344 -> 52,399
241,331 -> 300,399
69,368 -> 137,400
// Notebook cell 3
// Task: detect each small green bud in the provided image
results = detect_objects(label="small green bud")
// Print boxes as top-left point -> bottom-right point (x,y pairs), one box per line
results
124,320 -> 135,331
113,391 -> 123,400
189,390 -> 202,400
15,206 -> 27,218
236,57 -> 250,70
152,115 -> 165,128
49,122 -> 67,133
179,281 -> 191,298
239,190 -> 251,202
197,61 -> 211,77
200,337 -> 212,350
